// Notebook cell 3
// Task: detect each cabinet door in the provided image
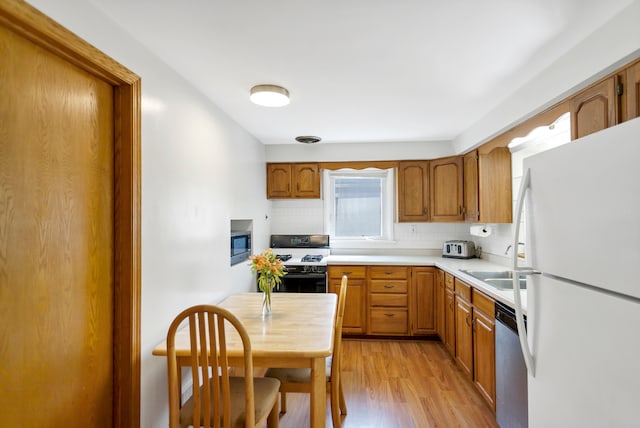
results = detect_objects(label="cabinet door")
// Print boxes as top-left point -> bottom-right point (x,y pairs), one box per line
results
411,267 -> 436,335
293,163 -> 320,198
444,288 -> 456,357
463,151 -> 479,222
435,270 -> 445,339
478,147 -> 512,223
473,309 -> 496,411
330,277 -> 366,334
455,296 -> 473,379
571,77 -> 618,140
266,163 -> 292,198
430,156 -> 464,222
398,161 -> 429,222
626,60 -> 640,121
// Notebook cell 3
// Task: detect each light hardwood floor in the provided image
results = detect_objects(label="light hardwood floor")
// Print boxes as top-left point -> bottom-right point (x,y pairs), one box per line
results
273,339 -> 498,428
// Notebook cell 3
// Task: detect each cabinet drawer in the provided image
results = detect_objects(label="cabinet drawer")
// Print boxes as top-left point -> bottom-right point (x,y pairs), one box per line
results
370,308 -> 408,334
369,266 -> 408,279
444,272 -> 455,290
370,293 -> 408,307
454,278 -> 471,300
472,288 -> 495,317
328,265 -> 366,279
369,280 -> 408,293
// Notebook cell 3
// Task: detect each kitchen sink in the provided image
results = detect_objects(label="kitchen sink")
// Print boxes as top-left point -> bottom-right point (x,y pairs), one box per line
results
460,270 -> 527,290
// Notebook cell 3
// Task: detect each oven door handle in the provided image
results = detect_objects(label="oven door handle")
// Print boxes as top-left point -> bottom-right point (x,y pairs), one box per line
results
283,273 -> 327,279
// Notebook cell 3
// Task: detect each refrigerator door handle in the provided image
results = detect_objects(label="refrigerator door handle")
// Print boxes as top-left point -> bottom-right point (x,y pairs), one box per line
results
512,168 -> 536,377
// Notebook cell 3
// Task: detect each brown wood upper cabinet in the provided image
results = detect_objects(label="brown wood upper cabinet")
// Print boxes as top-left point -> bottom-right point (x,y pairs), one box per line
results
571,77 -> 619,140
266,162 -> 320,199
398,160 -> 430,222
478,146 -> 512,223
430,156 -> 464,222
626,59 -> 640,121
463,151 -> 479,222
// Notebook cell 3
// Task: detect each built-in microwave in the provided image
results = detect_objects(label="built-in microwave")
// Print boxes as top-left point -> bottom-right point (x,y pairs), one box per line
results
230,231 -> 252,266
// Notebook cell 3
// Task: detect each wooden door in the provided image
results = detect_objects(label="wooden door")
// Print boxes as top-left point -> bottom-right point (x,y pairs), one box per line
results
430,156 -> 464,222
463,151 -> 479,222
267,163 -> 292,198
397,161 -> 429,222
571,77 -> 618,139
293,163 -> 320,198
0,3 -> 140,427
454,297 -> 473,379
626,60 -> 640,121
411,267 -> 436,334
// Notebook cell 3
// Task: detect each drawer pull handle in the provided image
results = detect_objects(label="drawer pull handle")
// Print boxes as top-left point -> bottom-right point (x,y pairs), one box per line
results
384,284 -> 394,289
384,271 -> 393,275
343,271 -> 352,275
384,313 -> 395,317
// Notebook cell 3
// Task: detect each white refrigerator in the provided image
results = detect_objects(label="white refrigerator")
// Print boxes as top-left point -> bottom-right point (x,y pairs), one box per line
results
511,117 -> 640,427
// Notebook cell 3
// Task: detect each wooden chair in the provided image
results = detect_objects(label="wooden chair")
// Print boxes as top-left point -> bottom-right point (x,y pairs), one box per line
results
166,304 -> 280,428
265,275 -> 349,427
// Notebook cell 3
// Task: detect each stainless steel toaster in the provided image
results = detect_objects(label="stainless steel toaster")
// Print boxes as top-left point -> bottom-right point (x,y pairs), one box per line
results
442,240 -> 476,259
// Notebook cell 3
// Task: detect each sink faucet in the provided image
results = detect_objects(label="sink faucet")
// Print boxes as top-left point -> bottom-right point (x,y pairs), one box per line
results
505,242 -> 525,255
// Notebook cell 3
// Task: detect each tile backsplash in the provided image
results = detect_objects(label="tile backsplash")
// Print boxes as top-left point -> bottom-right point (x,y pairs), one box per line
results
270,199 -> 471,252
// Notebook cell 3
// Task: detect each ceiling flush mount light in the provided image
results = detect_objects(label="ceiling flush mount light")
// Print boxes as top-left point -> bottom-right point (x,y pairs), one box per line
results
249,84 -> 290,107
295,136 -> 321,144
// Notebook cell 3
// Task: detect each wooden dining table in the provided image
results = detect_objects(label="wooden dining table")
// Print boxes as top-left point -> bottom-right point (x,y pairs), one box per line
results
152,292 -> 338,428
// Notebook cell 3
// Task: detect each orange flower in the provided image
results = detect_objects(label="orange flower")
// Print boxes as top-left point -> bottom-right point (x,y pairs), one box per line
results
249,249 -> 287,292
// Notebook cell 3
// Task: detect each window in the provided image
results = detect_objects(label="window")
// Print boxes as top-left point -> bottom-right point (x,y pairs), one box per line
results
324,168 -> 394,241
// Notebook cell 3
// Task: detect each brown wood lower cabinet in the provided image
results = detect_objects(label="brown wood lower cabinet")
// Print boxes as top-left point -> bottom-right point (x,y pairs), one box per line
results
368,266 -> 409,335
444,285 -> 456,356
328,265 -> 367,334
411,267 -> 436,335
472,289 -> 496,411
454,289 -> 474,379
435,269 -> 446,338
448,276 -> 496,411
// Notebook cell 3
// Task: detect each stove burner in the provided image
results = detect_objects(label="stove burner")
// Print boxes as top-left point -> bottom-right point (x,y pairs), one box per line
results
276,254 -> 292,262
301,254 -> 323,263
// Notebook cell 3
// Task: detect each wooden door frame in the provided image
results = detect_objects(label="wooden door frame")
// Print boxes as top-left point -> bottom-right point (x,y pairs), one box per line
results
0,2 -> 141,427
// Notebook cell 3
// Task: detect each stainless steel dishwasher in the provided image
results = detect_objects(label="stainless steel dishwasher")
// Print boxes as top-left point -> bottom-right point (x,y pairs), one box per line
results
495,301 -> 528,428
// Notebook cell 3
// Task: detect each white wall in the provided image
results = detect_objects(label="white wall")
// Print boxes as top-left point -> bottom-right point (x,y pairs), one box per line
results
266,139 -> 454,162
453,0 -> 640,154
26,1 -> 270,427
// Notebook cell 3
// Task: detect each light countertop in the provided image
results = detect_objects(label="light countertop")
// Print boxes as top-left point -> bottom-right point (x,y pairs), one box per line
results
326,254 -> 527,313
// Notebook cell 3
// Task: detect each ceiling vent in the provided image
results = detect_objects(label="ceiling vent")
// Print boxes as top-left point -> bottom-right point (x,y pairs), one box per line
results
295,135 -> 321,144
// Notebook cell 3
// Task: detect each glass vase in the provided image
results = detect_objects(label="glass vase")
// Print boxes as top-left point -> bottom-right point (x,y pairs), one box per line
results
262,289 -> 272,317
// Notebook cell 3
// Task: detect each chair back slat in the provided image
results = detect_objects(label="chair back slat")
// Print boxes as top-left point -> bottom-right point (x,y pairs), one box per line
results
331,276 -> 348,387
166,304 -> 257,428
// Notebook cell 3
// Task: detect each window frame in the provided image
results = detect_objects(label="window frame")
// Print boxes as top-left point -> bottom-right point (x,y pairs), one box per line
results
323,167 -> 395,242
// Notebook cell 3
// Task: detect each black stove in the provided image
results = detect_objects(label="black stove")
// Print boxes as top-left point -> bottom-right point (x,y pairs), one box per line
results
267,235 -> 330,293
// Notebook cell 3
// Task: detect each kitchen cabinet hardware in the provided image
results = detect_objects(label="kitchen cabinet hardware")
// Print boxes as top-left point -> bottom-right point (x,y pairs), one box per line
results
384,284 -> 394,289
